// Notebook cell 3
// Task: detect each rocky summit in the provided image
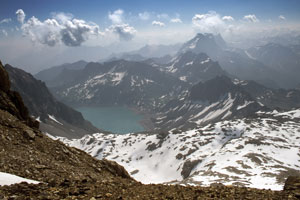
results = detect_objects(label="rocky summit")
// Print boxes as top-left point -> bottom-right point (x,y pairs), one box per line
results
1,61 -> 300,199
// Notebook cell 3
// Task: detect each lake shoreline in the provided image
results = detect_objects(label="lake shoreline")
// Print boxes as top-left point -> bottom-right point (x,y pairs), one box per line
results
127,106 -> 156,131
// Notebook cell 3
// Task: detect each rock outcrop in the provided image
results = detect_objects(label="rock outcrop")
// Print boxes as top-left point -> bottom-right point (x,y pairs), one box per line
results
284,176 -> 300,199
0,61 -> 38,128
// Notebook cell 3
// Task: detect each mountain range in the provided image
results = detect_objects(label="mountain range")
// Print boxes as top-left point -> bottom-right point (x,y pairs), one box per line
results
33,33 -> 300,133
2,59 -> 298,199
1,32 -> 300,196
51,60 -> 188,111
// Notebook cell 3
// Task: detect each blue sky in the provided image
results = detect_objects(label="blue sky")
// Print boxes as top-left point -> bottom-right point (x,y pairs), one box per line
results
1,0 -> 300,25
0,0 -> 300,72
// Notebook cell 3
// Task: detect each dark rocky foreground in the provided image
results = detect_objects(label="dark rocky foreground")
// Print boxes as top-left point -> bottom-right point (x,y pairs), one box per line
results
0,180 -> 298,200
0,60 -> 299,199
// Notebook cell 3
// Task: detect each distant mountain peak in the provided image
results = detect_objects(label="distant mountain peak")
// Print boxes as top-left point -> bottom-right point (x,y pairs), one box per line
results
178,33 -> 226,56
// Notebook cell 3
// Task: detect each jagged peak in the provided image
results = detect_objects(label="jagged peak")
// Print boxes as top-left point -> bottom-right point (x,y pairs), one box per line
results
178,33 -> 225,56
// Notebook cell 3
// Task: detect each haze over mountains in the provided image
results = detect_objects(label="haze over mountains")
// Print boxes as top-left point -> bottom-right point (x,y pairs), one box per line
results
37,33 -> 300,90
4,33 -> 294,190
26,33 -> 300,134
13,32 -> 295,191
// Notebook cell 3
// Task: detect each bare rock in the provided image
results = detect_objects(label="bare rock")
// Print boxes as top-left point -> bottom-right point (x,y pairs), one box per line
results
0,61 -> 10,92
284,176 -> 300,198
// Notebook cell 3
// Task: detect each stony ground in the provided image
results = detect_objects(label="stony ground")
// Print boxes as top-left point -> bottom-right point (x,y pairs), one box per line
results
0,179 -> 298,200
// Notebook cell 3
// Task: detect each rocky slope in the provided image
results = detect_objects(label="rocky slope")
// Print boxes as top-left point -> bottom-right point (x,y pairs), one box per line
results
0,62 -> 37,129
5,64 -> 99,138
1,60 -> 298,199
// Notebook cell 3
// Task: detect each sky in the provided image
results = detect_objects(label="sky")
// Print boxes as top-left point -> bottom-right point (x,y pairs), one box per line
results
0,0 -> 300,72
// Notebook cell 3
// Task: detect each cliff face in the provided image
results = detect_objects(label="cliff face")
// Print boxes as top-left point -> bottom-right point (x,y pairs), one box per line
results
0,61 -> 38,128
4,64 -> 99,138
0,60 -> 299,199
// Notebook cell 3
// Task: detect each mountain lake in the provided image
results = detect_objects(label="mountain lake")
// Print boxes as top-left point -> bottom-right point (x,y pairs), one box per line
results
75,106 -> 145,134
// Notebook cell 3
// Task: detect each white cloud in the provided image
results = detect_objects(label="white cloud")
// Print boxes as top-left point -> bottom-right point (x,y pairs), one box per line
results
222,16 -> 234,21
108,9 -> 124,24
139,12 -> 150,20
16,9 -> 26,24
107,24 -> 136,41
279,15 -> 286,20
21,13 -> 102,46
243,14 -> 259,23
192,11 -> 225,33
170,18 -> 182,23
0,18 -> 12,24
1,30 -> 8,36
152,21 -> 165,27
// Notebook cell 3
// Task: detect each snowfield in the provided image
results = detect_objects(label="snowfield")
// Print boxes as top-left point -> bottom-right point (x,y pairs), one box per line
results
57,109 -> 300,190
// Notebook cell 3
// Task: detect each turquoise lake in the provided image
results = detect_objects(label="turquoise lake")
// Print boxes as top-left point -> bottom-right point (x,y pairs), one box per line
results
75,106 -> 145,134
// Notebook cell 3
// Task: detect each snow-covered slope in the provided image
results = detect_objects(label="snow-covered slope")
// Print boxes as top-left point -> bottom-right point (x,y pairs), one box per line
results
58,108 -> 300,190
0,172 -> 39,186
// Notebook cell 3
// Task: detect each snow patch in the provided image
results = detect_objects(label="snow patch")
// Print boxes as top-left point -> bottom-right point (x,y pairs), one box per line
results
0,172 -> 39,186
200,58 -> 210,64
237,101 -> 254,110
48,115 -> 63,125
245,50 -> 256,60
